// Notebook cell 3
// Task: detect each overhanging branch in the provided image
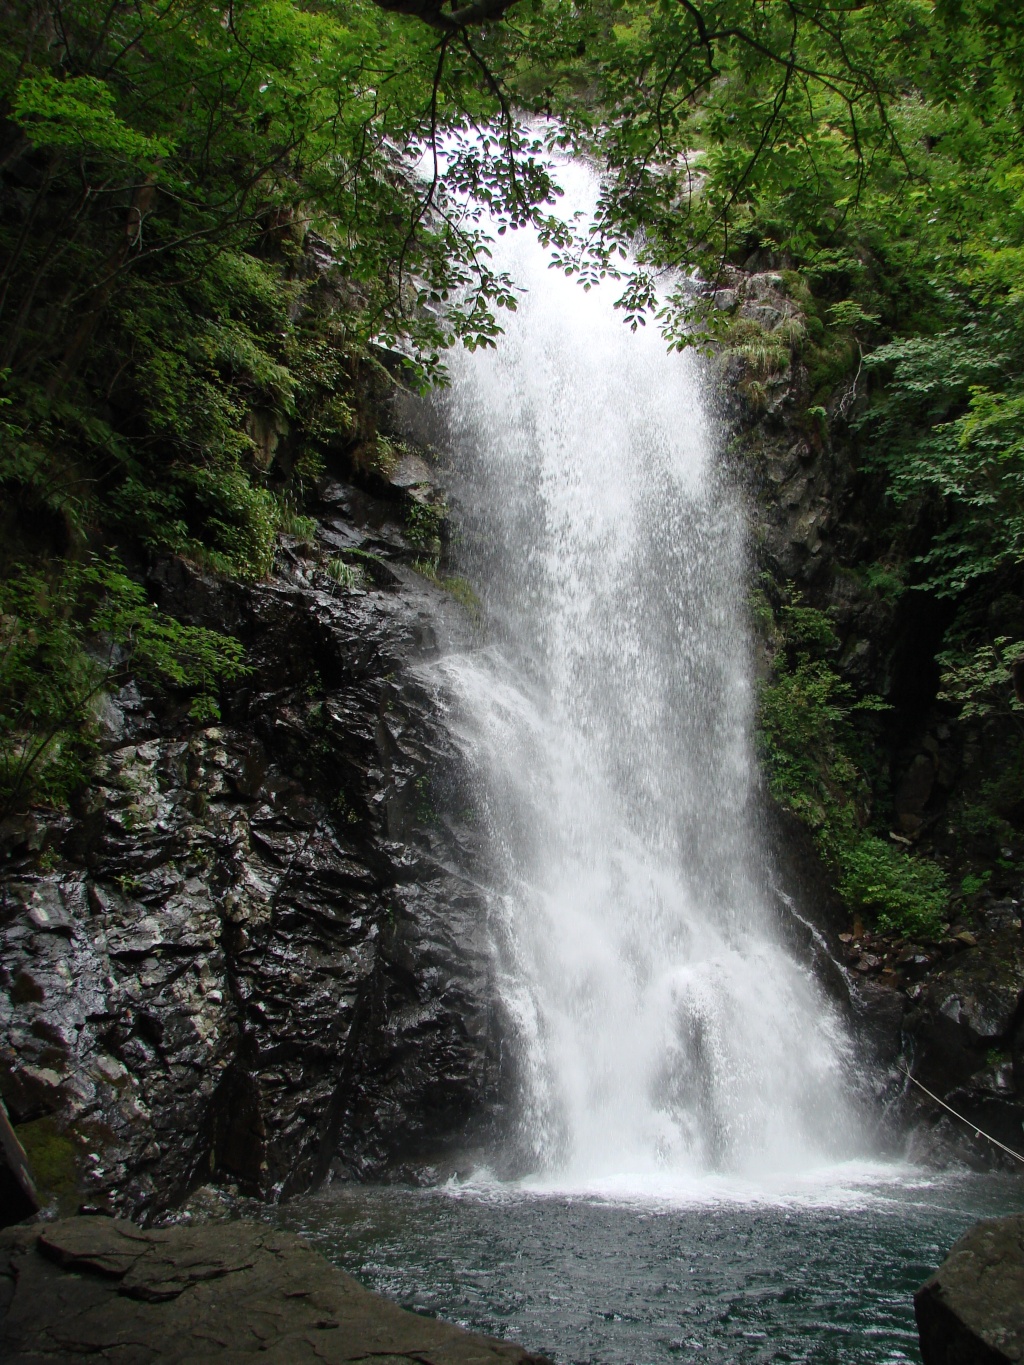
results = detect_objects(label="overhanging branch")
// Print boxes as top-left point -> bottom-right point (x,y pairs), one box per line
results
370,0 -> 521,30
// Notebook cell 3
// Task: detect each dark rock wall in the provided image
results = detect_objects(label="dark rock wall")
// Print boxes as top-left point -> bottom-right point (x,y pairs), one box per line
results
0,474 -> 509,1221
718,268 -> 1024,1164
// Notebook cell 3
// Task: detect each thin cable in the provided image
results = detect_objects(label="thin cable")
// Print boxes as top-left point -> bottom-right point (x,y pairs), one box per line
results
899,1064 -> 1024,1167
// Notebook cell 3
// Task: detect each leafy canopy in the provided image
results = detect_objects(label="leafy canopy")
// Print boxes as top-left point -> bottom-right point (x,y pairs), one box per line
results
5,0 -> 1024,911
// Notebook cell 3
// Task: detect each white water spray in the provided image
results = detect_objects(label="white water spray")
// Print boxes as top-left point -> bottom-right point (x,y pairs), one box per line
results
431,158 -> 864,1183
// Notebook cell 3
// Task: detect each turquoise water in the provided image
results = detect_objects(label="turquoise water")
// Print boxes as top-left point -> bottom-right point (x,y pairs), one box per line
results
276,1168 -> 1024,1364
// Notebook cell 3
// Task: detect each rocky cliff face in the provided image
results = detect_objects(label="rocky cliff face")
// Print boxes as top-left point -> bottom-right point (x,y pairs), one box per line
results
718,265 -> 1024,1166
5,270 -> 1023,1225
0,465 -> 513,1221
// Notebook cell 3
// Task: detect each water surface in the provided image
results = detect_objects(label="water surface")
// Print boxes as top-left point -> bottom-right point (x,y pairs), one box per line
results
277,1171 -> 1024,1364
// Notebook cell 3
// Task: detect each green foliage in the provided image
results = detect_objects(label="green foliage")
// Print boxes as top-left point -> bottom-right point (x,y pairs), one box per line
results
778,603 -> 840,653
368,435 -> 403,478
0,0 -> 577,672
411,557 -> 480,615
502,0 -> 942,348
859,322 -> 1024,596
737,338 -> 790,381
961,870 -> 991,896
12,73 -> 172,162
947,731 -> 1024,859
835,834 -> 948,936
805,335 -> 860,399
14,1117 -> 79,1212
2,0 -> 564,382
324,557 -> 364,589
758,654 -> 863,830
0,559 -> 247,811
278,510 -> 318,544
938,638 -> 1024,723
826,301 -> 880,331
405,501 -> 445,552
1,0 -> 1019,583
757,590 -> 947,935
3,9 -> 524,585
863,563 -> 905,604
440,575 -> 481,616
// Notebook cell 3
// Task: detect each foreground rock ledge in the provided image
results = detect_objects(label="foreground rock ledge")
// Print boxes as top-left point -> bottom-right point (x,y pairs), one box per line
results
915,1214 -> 1024,1364
0,1216 -> 553,1364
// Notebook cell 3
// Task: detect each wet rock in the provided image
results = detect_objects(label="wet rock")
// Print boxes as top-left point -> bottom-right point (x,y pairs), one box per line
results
387,452 -> 434,494
894,751 -> 939,837
853,952 -> 882,972
944,978 -> 1020,1046
907,954 -> 1024,1079
895,935 -> 1024,1165
849,978 -> 906,1068
0,814 -> 47,862
0,474 -> 507,1220
0,1216 -> 553,1363
982,902 -> 1022,933
915,1214 -> 1024,1363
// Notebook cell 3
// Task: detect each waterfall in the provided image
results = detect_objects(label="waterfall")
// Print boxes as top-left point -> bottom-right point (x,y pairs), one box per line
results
430,156 -> 864,1184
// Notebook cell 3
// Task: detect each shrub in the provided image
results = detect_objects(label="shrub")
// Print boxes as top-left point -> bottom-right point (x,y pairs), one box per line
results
324,557 -> 363,589
832,831 -> 947,936
405,501 -> 445,552
0,558 -> 247,812
756,590 -> 949,935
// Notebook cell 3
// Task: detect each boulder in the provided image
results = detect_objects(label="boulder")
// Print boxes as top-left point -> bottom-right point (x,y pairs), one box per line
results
0,1215 -> 553,1364
915,1214 -> 1024,1363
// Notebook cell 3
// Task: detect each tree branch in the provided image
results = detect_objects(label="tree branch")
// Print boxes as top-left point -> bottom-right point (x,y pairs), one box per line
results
370,0 -> 521,31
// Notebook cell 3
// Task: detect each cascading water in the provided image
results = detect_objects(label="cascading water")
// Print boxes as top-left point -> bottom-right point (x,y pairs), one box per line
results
277,152 -> 1024,1364
430,156 -> 864,1185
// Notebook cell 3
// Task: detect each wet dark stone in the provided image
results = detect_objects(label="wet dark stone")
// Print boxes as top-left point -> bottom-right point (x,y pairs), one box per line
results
849,977 -> 906,1068
899,941 -> 1024,1165
0,476 -> 511,1220
0,1216 -> 553,1363
916,1214 -> 1024,1363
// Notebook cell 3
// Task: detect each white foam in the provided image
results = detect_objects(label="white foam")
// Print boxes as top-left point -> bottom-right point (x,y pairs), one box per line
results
430,148 -> 869,1183
438,1161 -> 960,1214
